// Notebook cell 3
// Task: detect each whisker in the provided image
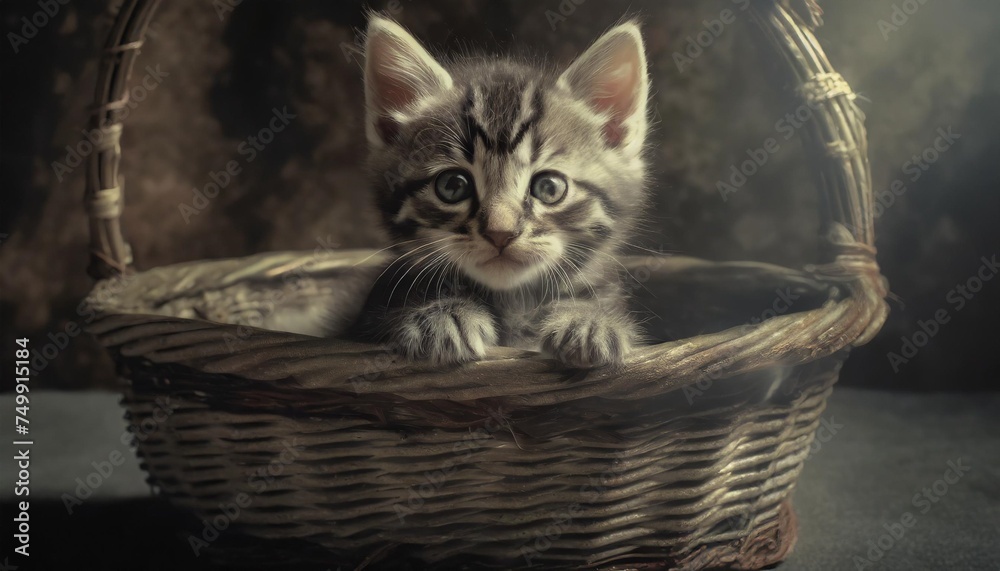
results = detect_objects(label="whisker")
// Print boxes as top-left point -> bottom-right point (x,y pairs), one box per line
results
354,237 -> 427,266
426,251 -> 457,301
387,244 -> 451,305
562,251 -> 598,299
404,251 -> 451,306
376,236 -> 453,288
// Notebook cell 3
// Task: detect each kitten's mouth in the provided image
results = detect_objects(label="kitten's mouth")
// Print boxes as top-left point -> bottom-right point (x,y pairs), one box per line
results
479,253 -> 529,268
463,249 -> 545,290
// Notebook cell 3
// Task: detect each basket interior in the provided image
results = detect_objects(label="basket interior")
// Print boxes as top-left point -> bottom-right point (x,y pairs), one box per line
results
87,249 -> 836,345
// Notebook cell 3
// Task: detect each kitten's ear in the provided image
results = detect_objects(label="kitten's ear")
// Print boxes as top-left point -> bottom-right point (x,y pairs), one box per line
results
558,22 -> 648,151
364,16 -> 453,146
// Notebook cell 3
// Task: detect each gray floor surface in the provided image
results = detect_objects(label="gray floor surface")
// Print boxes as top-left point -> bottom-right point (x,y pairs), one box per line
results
2,389 -> 998,570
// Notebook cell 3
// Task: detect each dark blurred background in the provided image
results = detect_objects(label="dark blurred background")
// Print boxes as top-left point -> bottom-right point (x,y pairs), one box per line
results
1,0 -> 997,392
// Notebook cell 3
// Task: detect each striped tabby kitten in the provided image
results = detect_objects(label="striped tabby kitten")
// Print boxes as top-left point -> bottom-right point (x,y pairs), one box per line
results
352,16 -> 649,368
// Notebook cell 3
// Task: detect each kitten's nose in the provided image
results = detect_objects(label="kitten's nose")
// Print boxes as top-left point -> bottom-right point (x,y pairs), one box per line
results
483,230 -> 517,251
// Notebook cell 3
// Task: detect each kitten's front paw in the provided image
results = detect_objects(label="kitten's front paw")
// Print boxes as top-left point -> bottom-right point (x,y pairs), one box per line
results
541,310 -> 636,368
394,300 -> 498,366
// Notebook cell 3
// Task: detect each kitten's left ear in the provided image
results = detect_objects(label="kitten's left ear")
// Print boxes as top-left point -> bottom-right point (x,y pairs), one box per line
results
558,22 -> 649,152
364,16 -> 454,146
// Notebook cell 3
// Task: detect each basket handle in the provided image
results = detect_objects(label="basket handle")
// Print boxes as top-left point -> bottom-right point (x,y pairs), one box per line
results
84,0 -> 160,279
748,0 -> 889,344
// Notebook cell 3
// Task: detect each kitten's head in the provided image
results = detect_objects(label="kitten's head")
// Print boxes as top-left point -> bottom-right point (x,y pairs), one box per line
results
364,16 -> 649,291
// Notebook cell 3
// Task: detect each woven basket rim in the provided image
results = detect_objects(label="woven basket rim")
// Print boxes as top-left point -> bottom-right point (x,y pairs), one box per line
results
87,249 -> 854,405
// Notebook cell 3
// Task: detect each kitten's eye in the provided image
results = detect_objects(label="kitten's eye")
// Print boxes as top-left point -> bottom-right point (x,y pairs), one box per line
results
530,172 -> 568,205
434,169 -> 474,204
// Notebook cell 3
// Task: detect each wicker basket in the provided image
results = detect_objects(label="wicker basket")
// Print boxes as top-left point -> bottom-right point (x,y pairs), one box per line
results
83,1 -> 888,569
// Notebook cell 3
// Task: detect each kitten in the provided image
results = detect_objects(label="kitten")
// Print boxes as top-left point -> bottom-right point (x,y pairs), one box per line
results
351,15 -> 650,368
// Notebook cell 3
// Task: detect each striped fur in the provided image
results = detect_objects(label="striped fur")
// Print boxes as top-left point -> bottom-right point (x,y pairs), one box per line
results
351,16 -> 650,368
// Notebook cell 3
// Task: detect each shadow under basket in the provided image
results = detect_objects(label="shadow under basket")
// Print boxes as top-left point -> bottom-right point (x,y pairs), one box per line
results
82,1 -> 888,569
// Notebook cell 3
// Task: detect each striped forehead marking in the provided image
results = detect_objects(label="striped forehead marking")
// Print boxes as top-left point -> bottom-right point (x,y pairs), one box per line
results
461,83 -> 544,161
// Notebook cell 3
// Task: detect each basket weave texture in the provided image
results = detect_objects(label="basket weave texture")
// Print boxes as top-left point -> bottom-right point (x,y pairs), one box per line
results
83,1 -> 887,569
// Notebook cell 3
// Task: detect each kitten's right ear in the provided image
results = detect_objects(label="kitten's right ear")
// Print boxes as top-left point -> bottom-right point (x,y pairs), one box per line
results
558,22 -> 648,154
364,16 -> 453,146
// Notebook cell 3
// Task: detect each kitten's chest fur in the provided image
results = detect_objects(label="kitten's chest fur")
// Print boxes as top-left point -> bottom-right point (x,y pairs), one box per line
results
353,256 -> 623,350
489,289 -> 553,349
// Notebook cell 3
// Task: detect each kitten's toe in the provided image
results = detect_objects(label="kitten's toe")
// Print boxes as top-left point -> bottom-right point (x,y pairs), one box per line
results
395,301 -> 498,365
542,314 -> 635,369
